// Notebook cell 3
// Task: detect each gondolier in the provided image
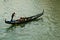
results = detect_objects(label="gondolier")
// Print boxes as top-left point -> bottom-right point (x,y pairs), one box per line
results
11,12 -> 15,21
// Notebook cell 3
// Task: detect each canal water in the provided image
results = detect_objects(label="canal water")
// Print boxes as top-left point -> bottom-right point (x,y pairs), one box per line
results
0,0 -> 60,40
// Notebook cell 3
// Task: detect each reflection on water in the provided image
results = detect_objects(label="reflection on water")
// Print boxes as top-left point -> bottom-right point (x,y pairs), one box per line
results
0,0 -> 60,40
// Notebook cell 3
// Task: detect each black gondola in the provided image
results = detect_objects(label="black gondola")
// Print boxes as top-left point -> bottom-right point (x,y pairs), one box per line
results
5,10 -> 44,24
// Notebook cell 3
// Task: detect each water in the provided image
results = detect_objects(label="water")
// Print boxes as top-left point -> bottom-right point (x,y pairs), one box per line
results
0,0 -> 60,40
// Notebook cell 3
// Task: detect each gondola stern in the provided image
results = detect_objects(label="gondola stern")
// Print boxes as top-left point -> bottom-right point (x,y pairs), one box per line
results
5,19 -> 11,24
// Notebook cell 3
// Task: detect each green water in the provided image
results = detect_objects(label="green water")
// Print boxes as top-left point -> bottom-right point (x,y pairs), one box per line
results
0,0 -> 60,40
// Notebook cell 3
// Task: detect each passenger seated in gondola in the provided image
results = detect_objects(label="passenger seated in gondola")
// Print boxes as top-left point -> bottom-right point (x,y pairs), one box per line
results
16,17 -> 28,22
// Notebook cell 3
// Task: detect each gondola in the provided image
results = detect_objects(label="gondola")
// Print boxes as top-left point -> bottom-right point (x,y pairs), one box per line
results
5,10 -> 44,24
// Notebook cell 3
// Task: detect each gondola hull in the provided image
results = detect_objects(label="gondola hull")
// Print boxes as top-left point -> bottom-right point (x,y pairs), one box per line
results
5,10 -> 44,24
